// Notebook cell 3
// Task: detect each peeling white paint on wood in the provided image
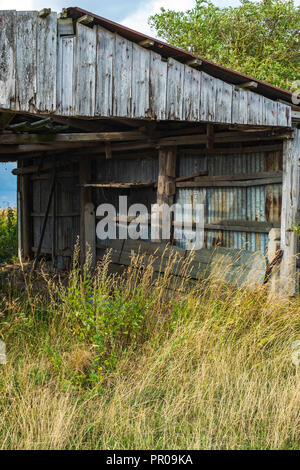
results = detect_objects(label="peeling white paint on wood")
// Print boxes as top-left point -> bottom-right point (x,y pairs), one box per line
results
166,58 -> 184,120
36,12 -> 57,112
95,26 -> 114,117
15,11 -> 37,112
57,36 -> 76,115
0,10 -> 16,109
183,65 -> 201,121
113,34 -> 132,117
0,10 -> 293,127
132,42 -> 150,118
149,51 -> 167,120
75,23 -> 96,116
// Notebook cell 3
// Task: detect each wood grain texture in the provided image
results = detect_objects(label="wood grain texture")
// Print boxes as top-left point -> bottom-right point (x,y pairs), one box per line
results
0,10 -> 16,110
183,65 -> 201,121
36,12 -> 57,112
95,26 -> 115,117
75,23 -> 96,116
132,43 -> 150,118
56,36 -> 76,115
280,127 -> 300,296
149,51 -> 167,120
15,11 -> 37,112
113,34 -> 132,117
166,58 -> 184,120
0,11 -> 293,127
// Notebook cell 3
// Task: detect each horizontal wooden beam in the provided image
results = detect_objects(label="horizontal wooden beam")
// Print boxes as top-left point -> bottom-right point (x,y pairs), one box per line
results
236,81 -> 258,90
83,182 -> 155,189
179,143 -> 282,155
159,130 -> 293,147
193,171 -> 282,182
0,130 -> 146,145
176,177 -> 282,187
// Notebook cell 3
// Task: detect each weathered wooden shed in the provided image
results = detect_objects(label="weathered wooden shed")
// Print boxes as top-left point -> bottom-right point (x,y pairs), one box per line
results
0,7 -> 299,295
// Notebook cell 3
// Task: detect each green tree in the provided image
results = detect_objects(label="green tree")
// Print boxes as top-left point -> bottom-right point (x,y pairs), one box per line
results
149,0 -> 300,90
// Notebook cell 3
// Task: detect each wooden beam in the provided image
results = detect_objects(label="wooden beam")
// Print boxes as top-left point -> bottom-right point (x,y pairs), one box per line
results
77,14 -> 94,25
38,8 -> 51,18
156,147 -> 177,241
236,81 -> 258,90
138,39 -> 154,48
193,171 -> 282,182
159,130 -> 293,147
279,128 -> 300,296
186,59 -> 202,67
83,182 -> 154,189
79,157 -> 92,266
179,143 -> 282,155
105,142 -> 112,160
84,202 -> 96,269
21,172 -> 32,260
206,124 -> 214,150
0,131 -> 146,145
177,177 -> 282,188
32,169 -> 56,270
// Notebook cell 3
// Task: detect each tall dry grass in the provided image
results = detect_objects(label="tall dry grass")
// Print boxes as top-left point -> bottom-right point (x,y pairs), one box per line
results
0,248 -> 299,450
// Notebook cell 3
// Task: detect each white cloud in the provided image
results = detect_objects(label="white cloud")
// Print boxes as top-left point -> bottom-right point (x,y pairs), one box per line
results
0,0 -> 34,9
121,0 -> 195,38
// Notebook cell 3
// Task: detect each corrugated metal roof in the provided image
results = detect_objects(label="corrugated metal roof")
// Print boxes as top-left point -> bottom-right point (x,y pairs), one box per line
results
67,6 -> 298,106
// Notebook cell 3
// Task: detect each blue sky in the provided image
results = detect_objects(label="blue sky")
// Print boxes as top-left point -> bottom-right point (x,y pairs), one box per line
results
0,0 -> 298,206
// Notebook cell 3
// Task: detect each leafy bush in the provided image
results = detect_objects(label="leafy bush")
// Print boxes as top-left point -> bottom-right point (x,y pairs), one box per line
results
0,208 -> 17,263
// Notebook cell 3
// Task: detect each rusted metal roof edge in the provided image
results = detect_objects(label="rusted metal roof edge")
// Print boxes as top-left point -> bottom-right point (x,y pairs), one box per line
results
67,6 -> 299,107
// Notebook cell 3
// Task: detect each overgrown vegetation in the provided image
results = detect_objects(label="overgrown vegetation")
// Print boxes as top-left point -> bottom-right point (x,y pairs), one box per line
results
150,0 -> 300,90
0,247 -> 299,450
0,208 -> 17,263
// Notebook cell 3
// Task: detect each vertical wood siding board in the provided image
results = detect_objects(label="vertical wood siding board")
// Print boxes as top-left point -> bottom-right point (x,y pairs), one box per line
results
64,37 -> 75,115
215,79 -> 233,124
36,12 -> 57,112
95,26 -> 115,117
247,91 -> 263,125
200,72 -> 216,122
183,66 -> 201,121
56,36 -> 63,113
0,10 -> 16,109
277,101 -> 291,127
166,58 -> 184,120
113,34 -> 133,117
75,23 -> 96,116
149,51 -> 167,120
15,11 -> 37,112
132,43 -> 150,118
280,128 -> 300,295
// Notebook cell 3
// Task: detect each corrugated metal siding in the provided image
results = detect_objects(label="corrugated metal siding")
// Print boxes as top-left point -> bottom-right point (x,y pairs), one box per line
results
32,162 -> 80,256
176,150 -> 282,253
94,157 -> 158,252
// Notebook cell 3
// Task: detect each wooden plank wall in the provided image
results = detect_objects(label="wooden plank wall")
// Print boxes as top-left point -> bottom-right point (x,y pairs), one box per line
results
0,10 -> 292,127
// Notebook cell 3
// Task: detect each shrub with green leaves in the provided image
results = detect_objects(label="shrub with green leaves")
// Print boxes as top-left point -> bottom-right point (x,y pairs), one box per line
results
0,208 -> 17,263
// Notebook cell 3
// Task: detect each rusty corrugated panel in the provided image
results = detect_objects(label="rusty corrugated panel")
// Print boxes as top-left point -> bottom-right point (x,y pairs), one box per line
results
175,150 -> 282,253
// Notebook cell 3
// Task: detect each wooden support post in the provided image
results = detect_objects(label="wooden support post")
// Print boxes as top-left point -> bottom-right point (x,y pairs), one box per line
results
156,147 -> 177,241
21,174 -> 32,260
79,157 -> 94,266
279,128 -> 300,297
84,202 -> 96,268
206,124 -> 214,150
266,228 -> 281,293
17,162 -> 22,262
32,170 -> 56,270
